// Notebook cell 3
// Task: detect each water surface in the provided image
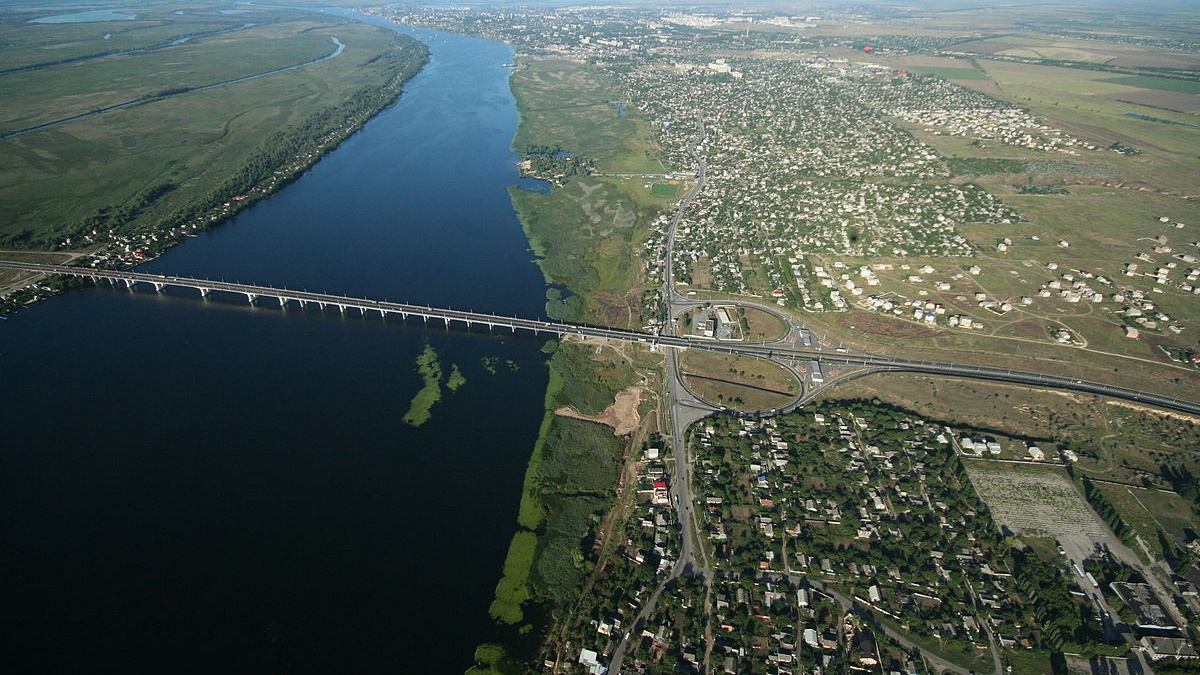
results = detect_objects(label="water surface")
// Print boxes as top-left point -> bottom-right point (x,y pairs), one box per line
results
30,9 -> 136,23
0,20 -> 546,674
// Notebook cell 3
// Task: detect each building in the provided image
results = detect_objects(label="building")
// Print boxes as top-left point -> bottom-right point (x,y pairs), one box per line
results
1141,636 -> 1198,661
1111,583 -> 1179,633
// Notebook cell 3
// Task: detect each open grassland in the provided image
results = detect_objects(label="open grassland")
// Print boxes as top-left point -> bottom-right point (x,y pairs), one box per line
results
0,19 -> 338,134
678,350 -> 798,411
976,60 -> 1200,180
512,57 -> 664,175
741,306 -> 787,341
1102,75 -> 1200,96
798,297 -> 1200,404
0,5 -> 243,71
0,4 -> 419,250
510,57 -> 674,329
825,372 -> 1199,450
1094,482 -> 1197,563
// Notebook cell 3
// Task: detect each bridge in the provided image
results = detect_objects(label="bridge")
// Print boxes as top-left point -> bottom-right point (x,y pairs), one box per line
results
5,259 -> 1200,417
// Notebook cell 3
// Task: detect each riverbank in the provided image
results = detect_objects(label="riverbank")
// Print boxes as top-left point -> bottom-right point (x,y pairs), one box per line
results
468,54 -> 676,673
0,9 -> 427,315
0,18 -> 548,673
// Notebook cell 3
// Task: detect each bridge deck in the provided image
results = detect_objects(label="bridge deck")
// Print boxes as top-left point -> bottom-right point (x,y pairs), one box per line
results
3,260 -> 1198,416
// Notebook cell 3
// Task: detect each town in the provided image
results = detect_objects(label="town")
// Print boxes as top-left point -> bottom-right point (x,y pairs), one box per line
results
380,5 -> 1200,674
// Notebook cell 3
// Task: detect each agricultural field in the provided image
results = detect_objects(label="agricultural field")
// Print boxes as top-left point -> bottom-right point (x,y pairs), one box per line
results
949,34 -> 1200,71
965,462 -> 1106,541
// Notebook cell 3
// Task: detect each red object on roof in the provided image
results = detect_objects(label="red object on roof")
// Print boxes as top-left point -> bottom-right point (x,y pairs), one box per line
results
653,480 -> 668,489
863,45 -> 873,53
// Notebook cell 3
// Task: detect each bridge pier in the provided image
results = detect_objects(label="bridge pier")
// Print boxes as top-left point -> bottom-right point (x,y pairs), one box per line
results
124,278 -> 136,288
153,282 -> 164,292
199,287 -> 210,297
278,296 -> 287,308
245,292 -> 257,304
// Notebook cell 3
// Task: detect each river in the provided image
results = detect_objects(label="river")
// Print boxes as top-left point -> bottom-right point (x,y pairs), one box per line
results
0,20 -> 546,674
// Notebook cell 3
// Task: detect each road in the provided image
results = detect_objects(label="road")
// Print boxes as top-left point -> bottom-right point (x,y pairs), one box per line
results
4,95 -> 1197,671
609,110 -> 711,675
4,260 -> 1197,418
805,579 -> 973,675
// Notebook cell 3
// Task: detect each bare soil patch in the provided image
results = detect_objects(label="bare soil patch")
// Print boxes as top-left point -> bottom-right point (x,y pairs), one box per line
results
836,311 -> 942,339
1105,399 -> 1200,424
555,385 -> 645,436
1103,90 -> 1200,113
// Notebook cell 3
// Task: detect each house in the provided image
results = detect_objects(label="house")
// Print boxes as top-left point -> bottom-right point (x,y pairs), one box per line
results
578,648 -> 604,674
1112,582 -> 1178,632
1141,636 -> 1198,661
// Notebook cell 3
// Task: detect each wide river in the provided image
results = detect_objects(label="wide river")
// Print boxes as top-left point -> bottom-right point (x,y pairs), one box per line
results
0,18 -> 548,674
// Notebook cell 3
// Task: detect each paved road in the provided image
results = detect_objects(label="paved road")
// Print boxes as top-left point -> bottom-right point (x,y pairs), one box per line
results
5,260 -> 1197,417
610,110 -> 711,675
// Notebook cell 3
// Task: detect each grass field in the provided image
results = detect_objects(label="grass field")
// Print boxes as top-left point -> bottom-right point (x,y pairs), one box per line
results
678,350 -> 798,410
0,3 -> 415,249
740,306 -> 787,341
0,22 -> 335,134
511,58 -> 664,175
1101,75 -> 1200,95
1094,483 -> 1195,563
906,66 -> 987,80
510,57 -> 676,329
649,182 -> 679,198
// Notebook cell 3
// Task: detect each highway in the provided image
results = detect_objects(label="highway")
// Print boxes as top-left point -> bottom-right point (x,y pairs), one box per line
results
3,259 -> 1199,418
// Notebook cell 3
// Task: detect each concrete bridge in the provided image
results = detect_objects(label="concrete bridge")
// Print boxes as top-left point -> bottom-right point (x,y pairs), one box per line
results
5,260 -> 1200,417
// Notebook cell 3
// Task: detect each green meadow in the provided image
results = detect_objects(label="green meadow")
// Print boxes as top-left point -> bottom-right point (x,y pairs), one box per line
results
0,3 -> 423,250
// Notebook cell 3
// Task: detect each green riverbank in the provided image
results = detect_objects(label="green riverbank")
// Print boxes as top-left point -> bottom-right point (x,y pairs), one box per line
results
469,56 -> 674,674
0,6 -> 427,314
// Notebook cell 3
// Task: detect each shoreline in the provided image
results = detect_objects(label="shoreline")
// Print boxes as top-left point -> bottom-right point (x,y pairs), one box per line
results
0,35 -> 428,317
